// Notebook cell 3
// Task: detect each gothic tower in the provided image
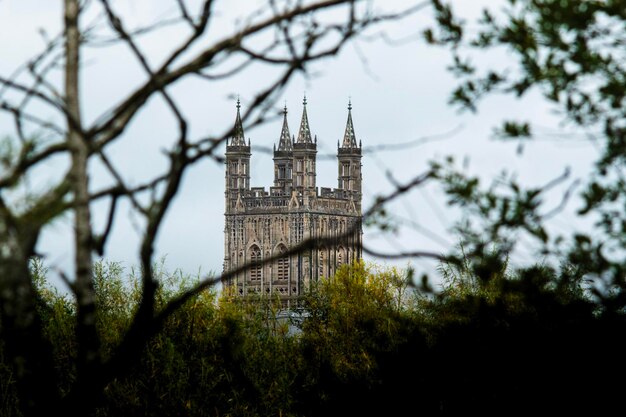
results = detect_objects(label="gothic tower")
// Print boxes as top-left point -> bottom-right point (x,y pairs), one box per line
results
223,97 -> 363,304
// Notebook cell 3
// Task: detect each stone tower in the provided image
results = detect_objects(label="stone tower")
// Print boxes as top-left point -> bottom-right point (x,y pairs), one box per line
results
223,97 -> 363,303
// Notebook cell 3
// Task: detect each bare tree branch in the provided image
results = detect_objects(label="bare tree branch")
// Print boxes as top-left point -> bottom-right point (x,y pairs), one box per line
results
0,75 -> 64,112
0,2 -> 430,415
93,193 -> 119,256
88,0 -> 398,147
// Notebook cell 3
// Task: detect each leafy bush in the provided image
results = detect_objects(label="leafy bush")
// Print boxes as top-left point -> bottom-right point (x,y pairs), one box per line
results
2,258 -> 625,416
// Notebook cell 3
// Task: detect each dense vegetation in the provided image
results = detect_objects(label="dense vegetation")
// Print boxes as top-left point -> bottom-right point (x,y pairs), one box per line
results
1,258 -> 623,416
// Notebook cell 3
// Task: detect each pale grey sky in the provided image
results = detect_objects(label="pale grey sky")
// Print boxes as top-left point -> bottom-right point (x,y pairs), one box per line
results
0,0 -> 596,285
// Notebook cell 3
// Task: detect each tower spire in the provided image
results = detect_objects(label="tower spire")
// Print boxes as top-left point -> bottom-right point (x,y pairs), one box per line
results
297,94 -> 312,143
277,104 -> 292,151
341,99 -> 357,148
230,97 -> 246,146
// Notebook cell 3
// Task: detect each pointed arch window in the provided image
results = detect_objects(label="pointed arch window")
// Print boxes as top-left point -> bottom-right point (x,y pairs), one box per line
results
342,163 -> 350,176
249,245 -> 262,281
278,165 -> 286,179
275,245 -> 289,281
238,221 -> 244,243
337,246 -> 345,267
318,248 -> 326,278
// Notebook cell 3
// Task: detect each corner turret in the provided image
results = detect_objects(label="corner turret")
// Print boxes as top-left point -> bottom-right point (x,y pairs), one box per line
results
273,105 -> 294,192
293,95 -> 317,192
225,98 -> 251,213
338,99 -> 362,212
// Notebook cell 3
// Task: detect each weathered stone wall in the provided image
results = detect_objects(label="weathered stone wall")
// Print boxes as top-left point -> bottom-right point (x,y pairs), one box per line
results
223,191 -> 362,300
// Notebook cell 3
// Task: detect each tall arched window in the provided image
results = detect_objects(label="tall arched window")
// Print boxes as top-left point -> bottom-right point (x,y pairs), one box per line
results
275,244 -> 289,281
318,248 -> 326,278
249,245 -> 262,281
337,246 -> 345,267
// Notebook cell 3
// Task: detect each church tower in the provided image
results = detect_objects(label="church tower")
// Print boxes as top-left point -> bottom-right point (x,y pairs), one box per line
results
223,97 -> 363,305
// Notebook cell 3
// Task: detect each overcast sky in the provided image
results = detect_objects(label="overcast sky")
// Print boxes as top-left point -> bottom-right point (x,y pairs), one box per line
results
0,0 -> 596,287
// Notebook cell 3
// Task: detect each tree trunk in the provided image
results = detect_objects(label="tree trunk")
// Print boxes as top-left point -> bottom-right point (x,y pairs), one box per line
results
0,224 -> 60,416
65,0 -> 100,414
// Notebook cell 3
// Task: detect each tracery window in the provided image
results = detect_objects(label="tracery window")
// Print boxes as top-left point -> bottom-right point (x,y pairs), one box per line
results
318,248 -> 326,278
238,220 -> 244,243
276,245 -> 289,281
249,245 -> 262,281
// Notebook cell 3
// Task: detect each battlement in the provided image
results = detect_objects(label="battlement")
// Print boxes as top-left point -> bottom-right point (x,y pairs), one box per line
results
293,142 -> 317,151
337,147 -> 361,156
319,187 -> 349,199
230,186 -> 359,215
240,186 -> 352,200
225,145 -> 251,153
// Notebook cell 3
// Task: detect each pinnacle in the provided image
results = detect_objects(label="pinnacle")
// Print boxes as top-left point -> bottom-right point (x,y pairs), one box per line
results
297,95 -> 313,143
230,98 -> 246,146
277,105 -> 293,151
341,100 -> 358,148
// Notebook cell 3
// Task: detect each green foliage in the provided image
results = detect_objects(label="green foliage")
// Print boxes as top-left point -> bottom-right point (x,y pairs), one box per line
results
301,261 -> 414,379
2,258 -> 626,415
425,0 -> 626,299
429,157 -> 558,280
